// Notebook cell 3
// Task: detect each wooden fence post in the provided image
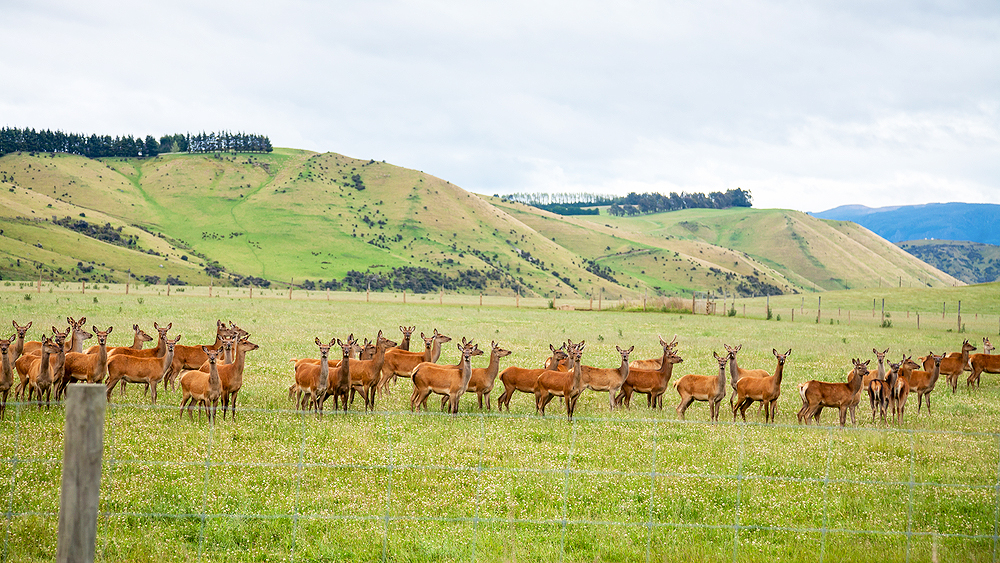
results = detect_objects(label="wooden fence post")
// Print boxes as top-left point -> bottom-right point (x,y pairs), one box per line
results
56,384 -> 106,563
958,300 -> 962,332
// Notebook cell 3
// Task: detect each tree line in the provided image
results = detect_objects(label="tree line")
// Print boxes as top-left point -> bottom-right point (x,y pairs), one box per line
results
0,127 -> 272,158
504,188 -> 753,216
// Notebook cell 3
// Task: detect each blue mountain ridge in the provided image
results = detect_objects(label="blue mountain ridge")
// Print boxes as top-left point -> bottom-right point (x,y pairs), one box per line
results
810,202 -> 1000,245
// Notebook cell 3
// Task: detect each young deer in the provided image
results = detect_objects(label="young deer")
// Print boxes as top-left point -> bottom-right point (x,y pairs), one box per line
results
617,341 -> 684,409
580,345 -> 633,410
16,335 -> 63,409
0,334 -> 17,419
398,325 -> 416,351
109,322 -> 171,359
888,357 -> 911,424
903,353 -> 943,414
105,335 -> 181,404
868,374 -> 892,424
10,321 -> 31,362
410,338 -> 483,414
733,349 -> 790,423
214,335 -> 259,420
628,335 -> 678,371
968,337 -> 998,389
672,351 -> 729,422
797,359 -> 868,426
165,321 -> 232,390
349,330 -> 396,411
860,348 -> 889,417
327,335 -> 356,412
929,339 -> 976,393
724,344 -> 770,410
179,347 -> 223,421
293,338 -> 336,413
59,326 -> 114,398
441,341 -> 512,411
496,345 -> 569,411
380,329 -> 452,390
533,340 -> 585,420
86,324 -> 152,355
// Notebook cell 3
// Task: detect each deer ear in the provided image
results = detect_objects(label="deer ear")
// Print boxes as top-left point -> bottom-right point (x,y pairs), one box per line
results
175,335 -> 182,342
786,349 -> 791,356
315,337 -> 322,346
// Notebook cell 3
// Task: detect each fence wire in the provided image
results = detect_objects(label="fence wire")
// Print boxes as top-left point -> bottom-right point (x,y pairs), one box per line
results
1,399 -> 999,562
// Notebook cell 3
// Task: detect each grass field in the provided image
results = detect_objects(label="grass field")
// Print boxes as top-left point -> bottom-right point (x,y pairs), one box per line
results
1,283 -> 999,562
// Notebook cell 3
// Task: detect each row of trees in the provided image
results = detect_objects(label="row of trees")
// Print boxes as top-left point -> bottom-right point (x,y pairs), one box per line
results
0,128 -> 272,158
505,188 -> 753,216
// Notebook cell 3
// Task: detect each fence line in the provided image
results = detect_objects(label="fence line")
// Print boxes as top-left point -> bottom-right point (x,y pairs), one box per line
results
2,401 -> 999,561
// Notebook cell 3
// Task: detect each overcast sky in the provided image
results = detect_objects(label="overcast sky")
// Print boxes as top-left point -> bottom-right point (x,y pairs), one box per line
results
2,0 -> 998,212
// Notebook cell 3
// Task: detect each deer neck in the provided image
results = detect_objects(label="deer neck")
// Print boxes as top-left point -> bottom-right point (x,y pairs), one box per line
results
154,334 -> 167,356
849,369 -> 864,393
930,361 -> 942,384
618,355 -> 629,380
430,339 -> 443,363
773,360 -> 784,386
318,354 -> 330,390
728,355 -> 740,388
372,342 -> 390,371
209,362 -> 221,394
130,332 -> 146,349
571,360 -> 583,394
399,334 -> 411,351
485,351 -> 502,381
876,358 -> 886,380
458,354 -> 474,393
1,350 -> 12,387
68,329 -> 86,354
95,342 -> 109,380
13,335 -> 25,360
717,362 -> 727,391
38,346 -> 54,384
159,348 -> 175,381
337,355 -> 350,387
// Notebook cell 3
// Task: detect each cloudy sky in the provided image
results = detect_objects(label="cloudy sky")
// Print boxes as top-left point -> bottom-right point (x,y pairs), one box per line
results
2,0 -> 998,212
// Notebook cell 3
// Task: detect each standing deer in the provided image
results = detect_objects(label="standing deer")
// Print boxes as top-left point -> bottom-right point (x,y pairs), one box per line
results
58,326 -> 114,398
533,340 -> 585,420
441,341 -> 512,411
672,350 -> 729,422
580,345 -> 633,410
617,341 -> 684,409
628,335 -> 678,371
327,335 -> 356,412
105,335 -> 181,404
293,338 -> 336,413
410,338 -> 483,414
0,334 -> 16,419
929,340 -> 976,393
379,329 -> 452,392
902,353 -> 943,414
968,337 -> 998,389
16,335 -> 63,409
349,330 -> 396,411
797,359 -> 868,426
496,344 -> 569,411
724,344 -> 770,410
733,349 -> 790,423
179,347 -> 224,421
397,326 -> 416,351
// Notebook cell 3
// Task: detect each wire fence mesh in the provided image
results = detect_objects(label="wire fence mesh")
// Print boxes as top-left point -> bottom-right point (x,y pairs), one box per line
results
2,398 -> 999,562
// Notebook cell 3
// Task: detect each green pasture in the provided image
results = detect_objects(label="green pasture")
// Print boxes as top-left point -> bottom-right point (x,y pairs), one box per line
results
1,284 -> 999,562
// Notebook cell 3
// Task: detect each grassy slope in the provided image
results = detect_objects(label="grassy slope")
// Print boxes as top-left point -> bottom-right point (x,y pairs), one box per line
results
0,150 -> 960,298
899,240 -> 1000,284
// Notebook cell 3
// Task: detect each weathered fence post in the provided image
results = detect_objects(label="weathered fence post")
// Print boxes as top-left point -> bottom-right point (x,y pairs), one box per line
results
881,299 -> 885,325
817,296 -> 821,323
958,300 -> 962,332
56,384 -> 106,563
81,281 -> 85,295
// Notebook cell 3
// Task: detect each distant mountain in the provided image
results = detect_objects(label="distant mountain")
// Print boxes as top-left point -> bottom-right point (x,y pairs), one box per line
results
811,203 -> 1000,245
898,240 -> 1000,284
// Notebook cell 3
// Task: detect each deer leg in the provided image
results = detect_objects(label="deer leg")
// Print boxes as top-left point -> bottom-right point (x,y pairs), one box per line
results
676,396 -> 693,420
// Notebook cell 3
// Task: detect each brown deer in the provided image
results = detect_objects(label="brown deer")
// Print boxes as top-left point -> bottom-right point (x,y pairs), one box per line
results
293,338 -> 336,413
733,349 -> 790,423
617,340 -> 684,409
887,357 -> 911,424
868,374 -> 892,424
380,329 -> 452,389
349,330 -> 396,411
109,322 -> 171,358
10,321 -> 31,362
902,353 -> 943,414
797,359 -> 868,426
164,321 -> 233,390
496,345 -> 569,411
862,348 -> 889,416
178,347 -> 224,421
628,335 -> 678,370
533,340 -> 585,420
580,345 -> 633,410
0,334 -> 17,419
327,335 -> 356,412
410,338 -> 483,414
87,324 -> 153,355
398,325 -> 416,351
17,335 -> 64,409
724,344 -> 770,410
58,326 -> 114,398
927,339 -> 976,393
105,335 -> 181,404
672,350 -> 729,422
441,341 -> 512,411
543,343 -> 569,371
199,334 -> 236,371
213,335 -> 259,420
968,337 -> 998,389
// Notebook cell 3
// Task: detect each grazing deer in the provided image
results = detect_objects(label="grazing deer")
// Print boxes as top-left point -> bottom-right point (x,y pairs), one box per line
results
179,347 -> 223,421
628,335 -> 678,371
58,326 -> 113,398
349,331 -> 396,411
398,325 -> 416,351
87,324 -> 153,355
968,337 -> 998,389
105,335 -> 181,404
380,329 -> 452,390
16,335 -> 63,409
0,334 -> 16,419
617,339 -> 684,409
496,344 -> 569,411
724,344 -> 770,410
533,340 -> 585,420
733,349 -> 790,423
902,353 -> 943,414
928,340 -> 976,393
441,341 -> 512,411
797,359 -> 868,426
410,338 -> 483,414
580,345 -> 633,410
10,321 -> 31,362
672,350 -> 729,422
293,338 -> 336,413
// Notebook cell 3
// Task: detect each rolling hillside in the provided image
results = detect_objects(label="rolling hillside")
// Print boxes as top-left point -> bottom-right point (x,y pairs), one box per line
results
0,149 -> 961,297
898,240 -> 1000,284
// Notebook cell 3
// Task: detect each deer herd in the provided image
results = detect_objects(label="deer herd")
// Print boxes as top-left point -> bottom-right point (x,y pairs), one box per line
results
1,316 -> 997,428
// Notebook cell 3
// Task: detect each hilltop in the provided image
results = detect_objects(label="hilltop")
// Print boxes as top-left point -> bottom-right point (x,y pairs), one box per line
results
0,149 -> 961,297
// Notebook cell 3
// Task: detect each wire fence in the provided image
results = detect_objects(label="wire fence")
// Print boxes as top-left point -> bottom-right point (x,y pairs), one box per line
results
2,399 -> 998,562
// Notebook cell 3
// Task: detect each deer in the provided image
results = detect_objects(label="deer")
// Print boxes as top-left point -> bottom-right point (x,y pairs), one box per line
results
902,353 -> 943,414
796,358 -> 868,426
398,325 -> 415,351
672,350 -> 729,422
580,345 -> 633,410
326,335 -> 356,412
927,339 -> 976,394
628,335 -> 678,371
733,349 -> 790,423
724,344 -> 770,410
163,321 -> 233,390
379,329 -> 452,391
441,341 -> 512,411
868,371 -> 892,424
410,338 -> 483,414
10,321 -> 31,362
543,343 -> 569,371
178,347 -> 224,421
348,330 -> 396,411
87,324 -> 153,355
616,339 -> 684,409
0,334 -> 17,419
496,344 -> 569,411
968,337 -> 998,389
861,348 -> 889,417
17,335 -> 64,410
105,335 -> 181,404
886,357 -> 911,424
199,334 -> 236,371
293,337 -> 337,413
214,335 -> 259,420
109,322 -> 171,359
58,326 -> 113,399
533,340 -> 585,420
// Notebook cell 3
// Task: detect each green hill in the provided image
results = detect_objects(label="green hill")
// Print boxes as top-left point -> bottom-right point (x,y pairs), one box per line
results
0,149 -> 961,297
899,240 -> 1000,284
